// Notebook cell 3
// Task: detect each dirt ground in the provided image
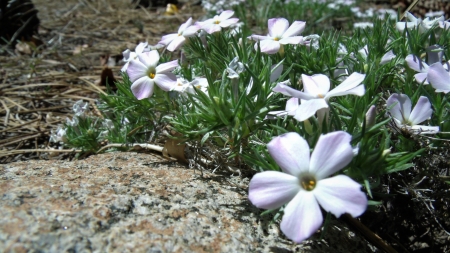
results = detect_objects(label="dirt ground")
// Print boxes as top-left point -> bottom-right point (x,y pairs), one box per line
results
1,0 -> 450,252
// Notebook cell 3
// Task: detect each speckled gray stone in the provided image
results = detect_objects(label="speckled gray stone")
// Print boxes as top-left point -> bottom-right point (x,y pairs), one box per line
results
0,152 -> 376,252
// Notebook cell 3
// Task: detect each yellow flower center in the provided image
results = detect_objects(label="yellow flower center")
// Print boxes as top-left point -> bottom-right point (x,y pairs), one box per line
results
300,174 -> 316,191
214,20 -> 220,24
317,94 -> 324,98
148,73 -> 155,79
274,37 -> 280,41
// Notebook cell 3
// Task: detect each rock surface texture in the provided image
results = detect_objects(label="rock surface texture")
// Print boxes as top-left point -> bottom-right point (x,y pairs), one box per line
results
0,152 -> 374,252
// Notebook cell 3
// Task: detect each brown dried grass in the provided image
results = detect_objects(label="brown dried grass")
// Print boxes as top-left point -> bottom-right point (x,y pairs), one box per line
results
0,0 -> 204,163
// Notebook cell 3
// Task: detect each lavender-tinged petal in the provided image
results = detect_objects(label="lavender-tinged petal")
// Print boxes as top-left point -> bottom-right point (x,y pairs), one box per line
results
259,40 -> 281,54
314,175 -> 367,217
159,33 -> 178,45
218,10 -> 235,20
380,50 -> 396,65
127,60 -> 148,82
279,36 -> 303,45
396,21 -> 417,31
131,77 -> 154,100
309,131 -> 353,179
248,171 -> 300,209
415,73 -> 429,84
139,51 -> 160,68
282,21 -> 306,38
249,35 -> 270,41
154,73 -> 177,91
135,42 -> 148,54
426,45 -> 443,65
220,18 -> 239,28
273,82 -> 315,100
293,99 -> 328,122
206,24 -> 222,34
302,74 -> 330,96
156,60 -> 178,74
326,72 -> 365,98
409,96 -> 433,125
386,93 -> 412,122
122,49 -> 131,60
280,190 -> 322,243
428,63 -> 450,92
285,97 -> 299,114
121,62 -> 130,72
327,85 -> 365,98
167,36 -> 186,52
183,25 -> 201,37
268,18 -> 289,38
267,132 -> 311,176
270,63 -> 283,82
179,17 -> 192,33
405,54 -> 428,72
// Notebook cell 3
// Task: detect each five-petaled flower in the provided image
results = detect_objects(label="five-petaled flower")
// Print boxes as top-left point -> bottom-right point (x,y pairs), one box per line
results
273,72 -> 365,122
159,17 -> 200,52
387,93 -> 439,134
126,50 -> 178,100
196,10 -> 239,34
249,131 -> 367,243
249,18 -> 306,54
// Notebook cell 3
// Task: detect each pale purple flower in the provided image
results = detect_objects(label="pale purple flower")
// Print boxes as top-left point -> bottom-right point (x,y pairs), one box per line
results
405,54 -> 430,84
396,12 -> 444,33
249,131 -> 367,243
172,77 -> 208,94
273,73 -> 365,121
159,17 -> 200,52
226,56 -> 245,79
121,42 -> 148,72
380,50 -> 396,65
249,18 -> 306,54
196,10 -> 239,34
49,125 -> 67,143
126,50 -> 178,100
427,62 -> 450,93
387,93 -> 439,134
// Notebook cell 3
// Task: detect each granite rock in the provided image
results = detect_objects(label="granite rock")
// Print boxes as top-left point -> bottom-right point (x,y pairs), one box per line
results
0,152 -> 375,252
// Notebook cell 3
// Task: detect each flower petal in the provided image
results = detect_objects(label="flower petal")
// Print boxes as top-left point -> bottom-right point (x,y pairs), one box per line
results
219,10 -> 235,21
302,74 -> 330,97
273,82 -> 315,99
293,99 -> 328,122
131,76 -> 154,100
414,73 -> 428,84
127,60 -> 148,82
267,132 -> 311,176
279,36 -> 303,45
280,190 -> 322,243
314,175 -> 367,217
139,51 -> 160,68
409,96 -> 433,125
405,54 -> 429,73
156,60 -> 178,74
159,33 -> 178,46
248,171 -> 300,209
258,40 -> 281,54
282,21 -> 306,38
268,18 -> 289,38
270,63 -> 283,82
326,72 -> 365,99
309,131 -> 353,179
135,42 -> 148,54
220,18 -> 239,28
154,73 -> 177,91
285,97 -> 299,114
427,63 -> 450,93
167,36 -> 186,52
386,93 -> 412,122
380,50 -> 396,65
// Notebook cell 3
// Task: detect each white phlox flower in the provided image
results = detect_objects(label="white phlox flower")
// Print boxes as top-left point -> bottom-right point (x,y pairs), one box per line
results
196,10 -> 239,34
126,50 -> 178,100
273,72 -> 365,122
249,131 -> 367,243
396,12 -> 444,33
172,77 -> 208,94
386,93 -> 439,134
158,17 -> 200,52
